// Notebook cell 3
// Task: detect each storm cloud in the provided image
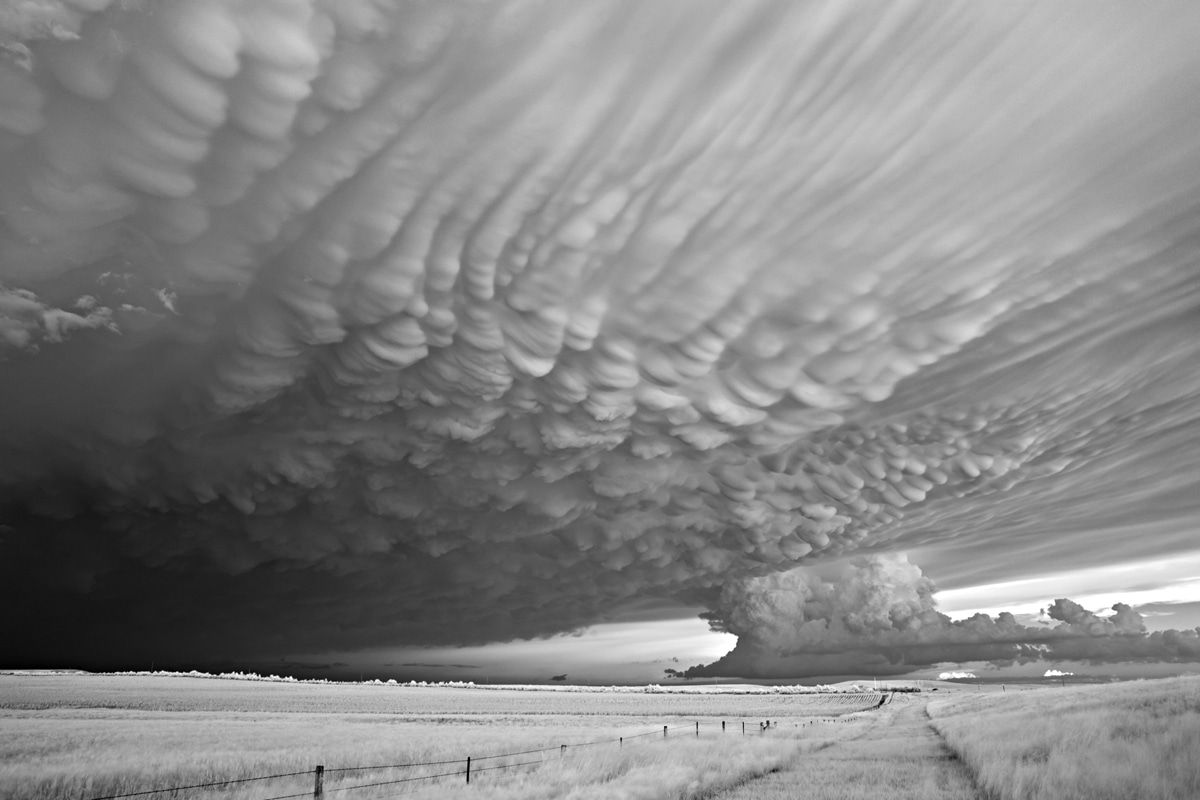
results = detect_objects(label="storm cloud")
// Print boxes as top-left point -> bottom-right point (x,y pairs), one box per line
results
685,555 -> 1200,678
2,1 -> 1200,672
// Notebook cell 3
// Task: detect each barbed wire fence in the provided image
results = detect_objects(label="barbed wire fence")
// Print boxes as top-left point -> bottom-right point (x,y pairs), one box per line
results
80,692 -> 890,800
81,716 -> 811,800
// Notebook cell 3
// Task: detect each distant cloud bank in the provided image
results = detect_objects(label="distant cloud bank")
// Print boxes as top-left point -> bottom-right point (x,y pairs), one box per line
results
684,556 -> 1200,678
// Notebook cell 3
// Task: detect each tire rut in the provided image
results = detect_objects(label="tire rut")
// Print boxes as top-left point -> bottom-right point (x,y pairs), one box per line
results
712,698 -> 982,799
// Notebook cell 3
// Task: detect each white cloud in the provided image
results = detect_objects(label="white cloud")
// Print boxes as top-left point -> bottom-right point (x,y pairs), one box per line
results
684,556 -> 1200,679
935,555 -> 1200,630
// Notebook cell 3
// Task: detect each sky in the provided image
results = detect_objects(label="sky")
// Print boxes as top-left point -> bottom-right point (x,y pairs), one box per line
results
2,0 -> 1200,685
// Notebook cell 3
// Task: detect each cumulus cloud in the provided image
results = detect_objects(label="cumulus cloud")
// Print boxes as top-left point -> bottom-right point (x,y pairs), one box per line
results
2,1 -> 1200,671
684,555 -> 1200,678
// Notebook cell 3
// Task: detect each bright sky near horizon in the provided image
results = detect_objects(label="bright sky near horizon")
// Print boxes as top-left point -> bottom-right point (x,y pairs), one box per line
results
934,554 -> 1200,627
332,557 -> 1200,686
2,0 -> 1200,683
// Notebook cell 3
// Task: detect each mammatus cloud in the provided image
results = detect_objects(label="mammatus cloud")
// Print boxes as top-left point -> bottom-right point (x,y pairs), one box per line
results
0,287 -> 117,353
2,2 -> 1200,670
683,555 -> 1200,679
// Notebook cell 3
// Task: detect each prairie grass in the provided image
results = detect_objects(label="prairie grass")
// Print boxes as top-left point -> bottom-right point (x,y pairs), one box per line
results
0,674 -> 881,718
927,675 -> 1200,800
0,675 -> 879,800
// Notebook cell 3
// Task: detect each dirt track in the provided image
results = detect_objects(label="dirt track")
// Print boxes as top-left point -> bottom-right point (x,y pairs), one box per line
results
717,698 -> 981,799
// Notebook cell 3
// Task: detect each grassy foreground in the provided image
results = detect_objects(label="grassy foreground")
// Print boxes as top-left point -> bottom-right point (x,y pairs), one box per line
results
0,674 -> 881,800
716,695 -> 978,800
928,675 -> 1200,800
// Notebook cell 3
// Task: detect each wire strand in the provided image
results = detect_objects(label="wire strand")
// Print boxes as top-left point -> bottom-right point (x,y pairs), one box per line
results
323,757 -> 464,774
470,745 -> 560,761
471,758 -> 544,774
85,770 -> 313,800
370,759 -> 546,800
322,768 -> 467,794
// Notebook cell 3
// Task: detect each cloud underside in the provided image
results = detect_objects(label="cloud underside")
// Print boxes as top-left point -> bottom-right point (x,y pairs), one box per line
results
3,2 -> 1200,667
684,556 -> 1200,679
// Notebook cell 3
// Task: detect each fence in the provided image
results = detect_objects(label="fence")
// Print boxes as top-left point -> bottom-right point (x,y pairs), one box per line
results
83,718 -> 792,800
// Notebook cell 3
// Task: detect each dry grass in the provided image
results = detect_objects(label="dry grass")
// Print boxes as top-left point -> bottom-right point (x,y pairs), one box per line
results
928,675 -> 1200,800
0,674 -> 880,800
0,674 -> 881,718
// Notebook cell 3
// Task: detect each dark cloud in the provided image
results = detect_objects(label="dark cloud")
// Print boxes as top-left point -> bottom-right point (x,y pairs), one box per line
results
248,661 -> 348,672
2,2 -> 1200,672
400,663 -> 481,670
684,555 -> 1200,678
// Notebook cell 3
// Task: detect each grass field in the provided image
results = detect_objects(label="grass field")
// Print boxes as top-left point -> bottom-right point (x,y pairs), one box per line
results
928,675 -> 1200,800
10,673 -> 1196,800
0,674 -> 882,800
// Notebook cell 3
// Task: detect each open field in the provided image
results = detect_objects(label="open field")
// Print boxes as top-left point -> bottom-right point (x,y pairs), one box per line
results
6,674 -> 1196,800
0,673 -> 884,718
928,675 -> 1200,800
0,674 -> 883,800
697,676 -> 1200,800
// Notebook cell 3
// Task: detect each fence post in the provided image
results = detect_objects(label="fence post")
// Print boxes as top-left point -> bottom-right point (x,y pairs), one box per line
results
619,737 -> 623,747
560,744 -> 566,755
722,720 -> 725,732
466,756 -> 471,785
663,725 -> 668,738
695,721 -> 699,737
313,765 -> 324,799
742,721 -> 745,735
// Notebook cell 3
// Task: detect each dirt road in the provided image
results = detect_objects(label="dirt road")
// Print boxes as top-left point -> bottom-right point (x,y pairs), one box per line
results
716,698 -> 982,799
